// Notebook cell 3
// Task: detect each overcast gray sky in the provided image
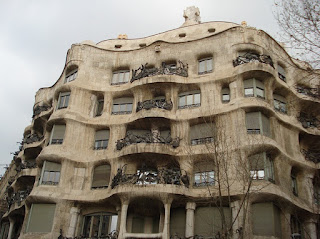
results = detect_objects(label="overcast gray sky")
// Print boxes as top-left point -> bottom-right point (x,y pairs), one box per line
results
0,0 -> 280,175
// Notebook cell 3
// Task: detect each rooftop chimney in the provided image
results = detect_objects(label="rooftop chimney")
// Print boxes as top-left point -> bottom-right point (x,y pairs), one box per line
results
182,6 -> 201,27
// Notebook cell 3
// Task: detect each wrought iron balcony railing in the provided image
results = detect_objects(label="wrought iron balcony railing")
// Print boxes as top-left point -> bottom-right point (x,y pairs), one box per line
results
7,187 -> 32,209
131,61 -> 188,83
298,112 -> 319,129
111,166 -> 189,188
32,105 -> 51,118
58,229 -> 118,239
24,134 -> 44,144
296,85 -> 320,99
301,149 -> 320,163
116,131 -> 180,150
136,99 -> 173,112
233,53 -> 274,68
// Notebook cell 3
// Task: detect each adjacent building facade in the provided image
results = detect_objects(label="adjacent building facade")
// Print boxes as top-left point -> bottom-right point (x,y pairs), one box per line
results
1,6 -> 320,239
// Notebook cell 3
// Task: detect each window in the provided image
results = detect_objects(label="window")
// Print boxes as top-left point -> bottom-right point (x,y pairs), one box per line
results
194,162 -> 215,186
291,216 -> 302,239
112,97 -> 133,115
82,213 -> 118,238
244,78 -> 265,99
178,91 -> 201,109
49,124 -> 66,145
170,208 -> 186,238
57,92 -> 70,109
96,99 -> 104,117
40,161 -> 61,185
198,58 -> 213,74
252,203 -> 281,237
111,70 -> 130,85
277,65 -> 286,82
249,153 -> 274,182
94,130 -> 109,150
65,69 -> 78,83
291,172 -> 298,196
92,165 -> 111,189
221,87 -> 230,103
190,123 -> 214,145
194,207 -> 231,236
26,204 -> 56,232
273,94 -> 287,114
245,112 -> 270,137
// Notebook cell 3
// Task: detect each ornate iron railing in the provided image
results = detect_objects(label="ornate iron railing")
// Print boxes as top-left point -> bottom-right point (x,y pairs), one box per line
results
301,149 -> 320,163
58,229 -> 118,239
131,61 -> 188,83
297,112 -> 320,129
7,187 -> 32,209
24,134 -> 44,144
136,99 -> 173,112
233,53 -> 274,68
15,159 -> 37,173
116,131 -> 180,150
111,166 -> 189,188
296,85 -> 320,99
32,105 -> 51,118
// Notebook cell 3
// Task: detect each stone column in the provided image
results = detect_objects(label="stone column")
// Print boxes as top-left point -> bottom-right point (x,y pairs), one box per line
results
66,206 -> 80,238
7,217 -> 15,239
162,199 -> 173,239
118,200 -> 129,239
116,205 -> 121,232
304,219 -> 317,239
185,202 -> 196,238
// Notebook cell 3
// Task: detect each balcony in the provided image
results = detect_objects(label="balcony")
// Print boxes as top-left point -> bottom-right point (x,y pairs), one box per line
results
116,131 -> 180,150
233,53 -> 274,68
23,133 -> 44,144
131,61 -> 188,83
111,166 -> 189,188
296,85 -> 320,99
301,149 -> 320,163
14,158 -> 37,173
32,104 -> 51,118
7,187 -> 32,210
298,112 -> 319,129
136,99 -> 173,112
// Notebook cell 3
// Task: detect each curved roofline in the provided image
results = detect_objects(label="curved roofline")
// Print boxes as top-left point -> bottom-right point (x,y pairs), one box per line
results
96,20 -> 240,44
38,22 -> 306,92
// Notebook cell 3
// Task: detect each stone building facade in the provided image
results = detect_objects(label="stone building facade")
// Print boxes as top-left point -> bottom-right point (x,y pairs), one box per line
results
1,6 -> 320,239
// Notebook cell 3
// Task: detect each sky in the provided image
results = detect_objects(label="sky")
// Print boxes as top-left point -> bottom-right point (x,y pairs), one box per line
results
0,0 -> 280,176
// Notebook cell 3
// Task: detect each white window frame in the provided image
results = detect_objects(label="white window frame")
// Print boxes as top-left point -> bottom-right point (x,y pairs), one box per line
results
82,213 -> 118,238
198,57 -> 213,75
112,98 -> 133,115
249,152 -> 274,182
111,70 -> 130,85
244,78 -> 265,99
57,92 -> 70,109
64,69 -> 78,83
94,130 -> 110,150
178,91 -> 201,109
245,112 -> 270,137
49,124 -> 66,145
39,161 -> 61,186
194,171 -> 215,186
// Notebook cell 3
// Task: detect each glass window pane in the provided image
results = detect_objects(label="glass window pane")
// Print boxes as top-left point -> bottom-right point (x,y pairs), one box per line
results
49,172 -> 55,183
112,73 -> 118,84
194,173 -> 201,184
112,104 -> 118,113
43,171 -> 49,183
256,88 -> 264,98
54,172 -> 60,183
100,215 -> 110,237
120,104 -> 126,112
186,95 -> 193,105
194,93 -> 200,104
222,94 -> 230,101
124,72 -> 130,82
245,88 -> 254,96
83,216 -> 91,237
90,215 -> 100,237
199,61 -> 205,73
127,103 -> 133,112
179,96 -> 185,107
206,59 -> 213,72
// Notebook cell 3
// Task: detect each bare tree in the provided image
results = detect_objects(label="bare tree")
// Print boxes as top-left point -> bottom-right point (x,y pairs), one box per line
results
274,0 -> 320,71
